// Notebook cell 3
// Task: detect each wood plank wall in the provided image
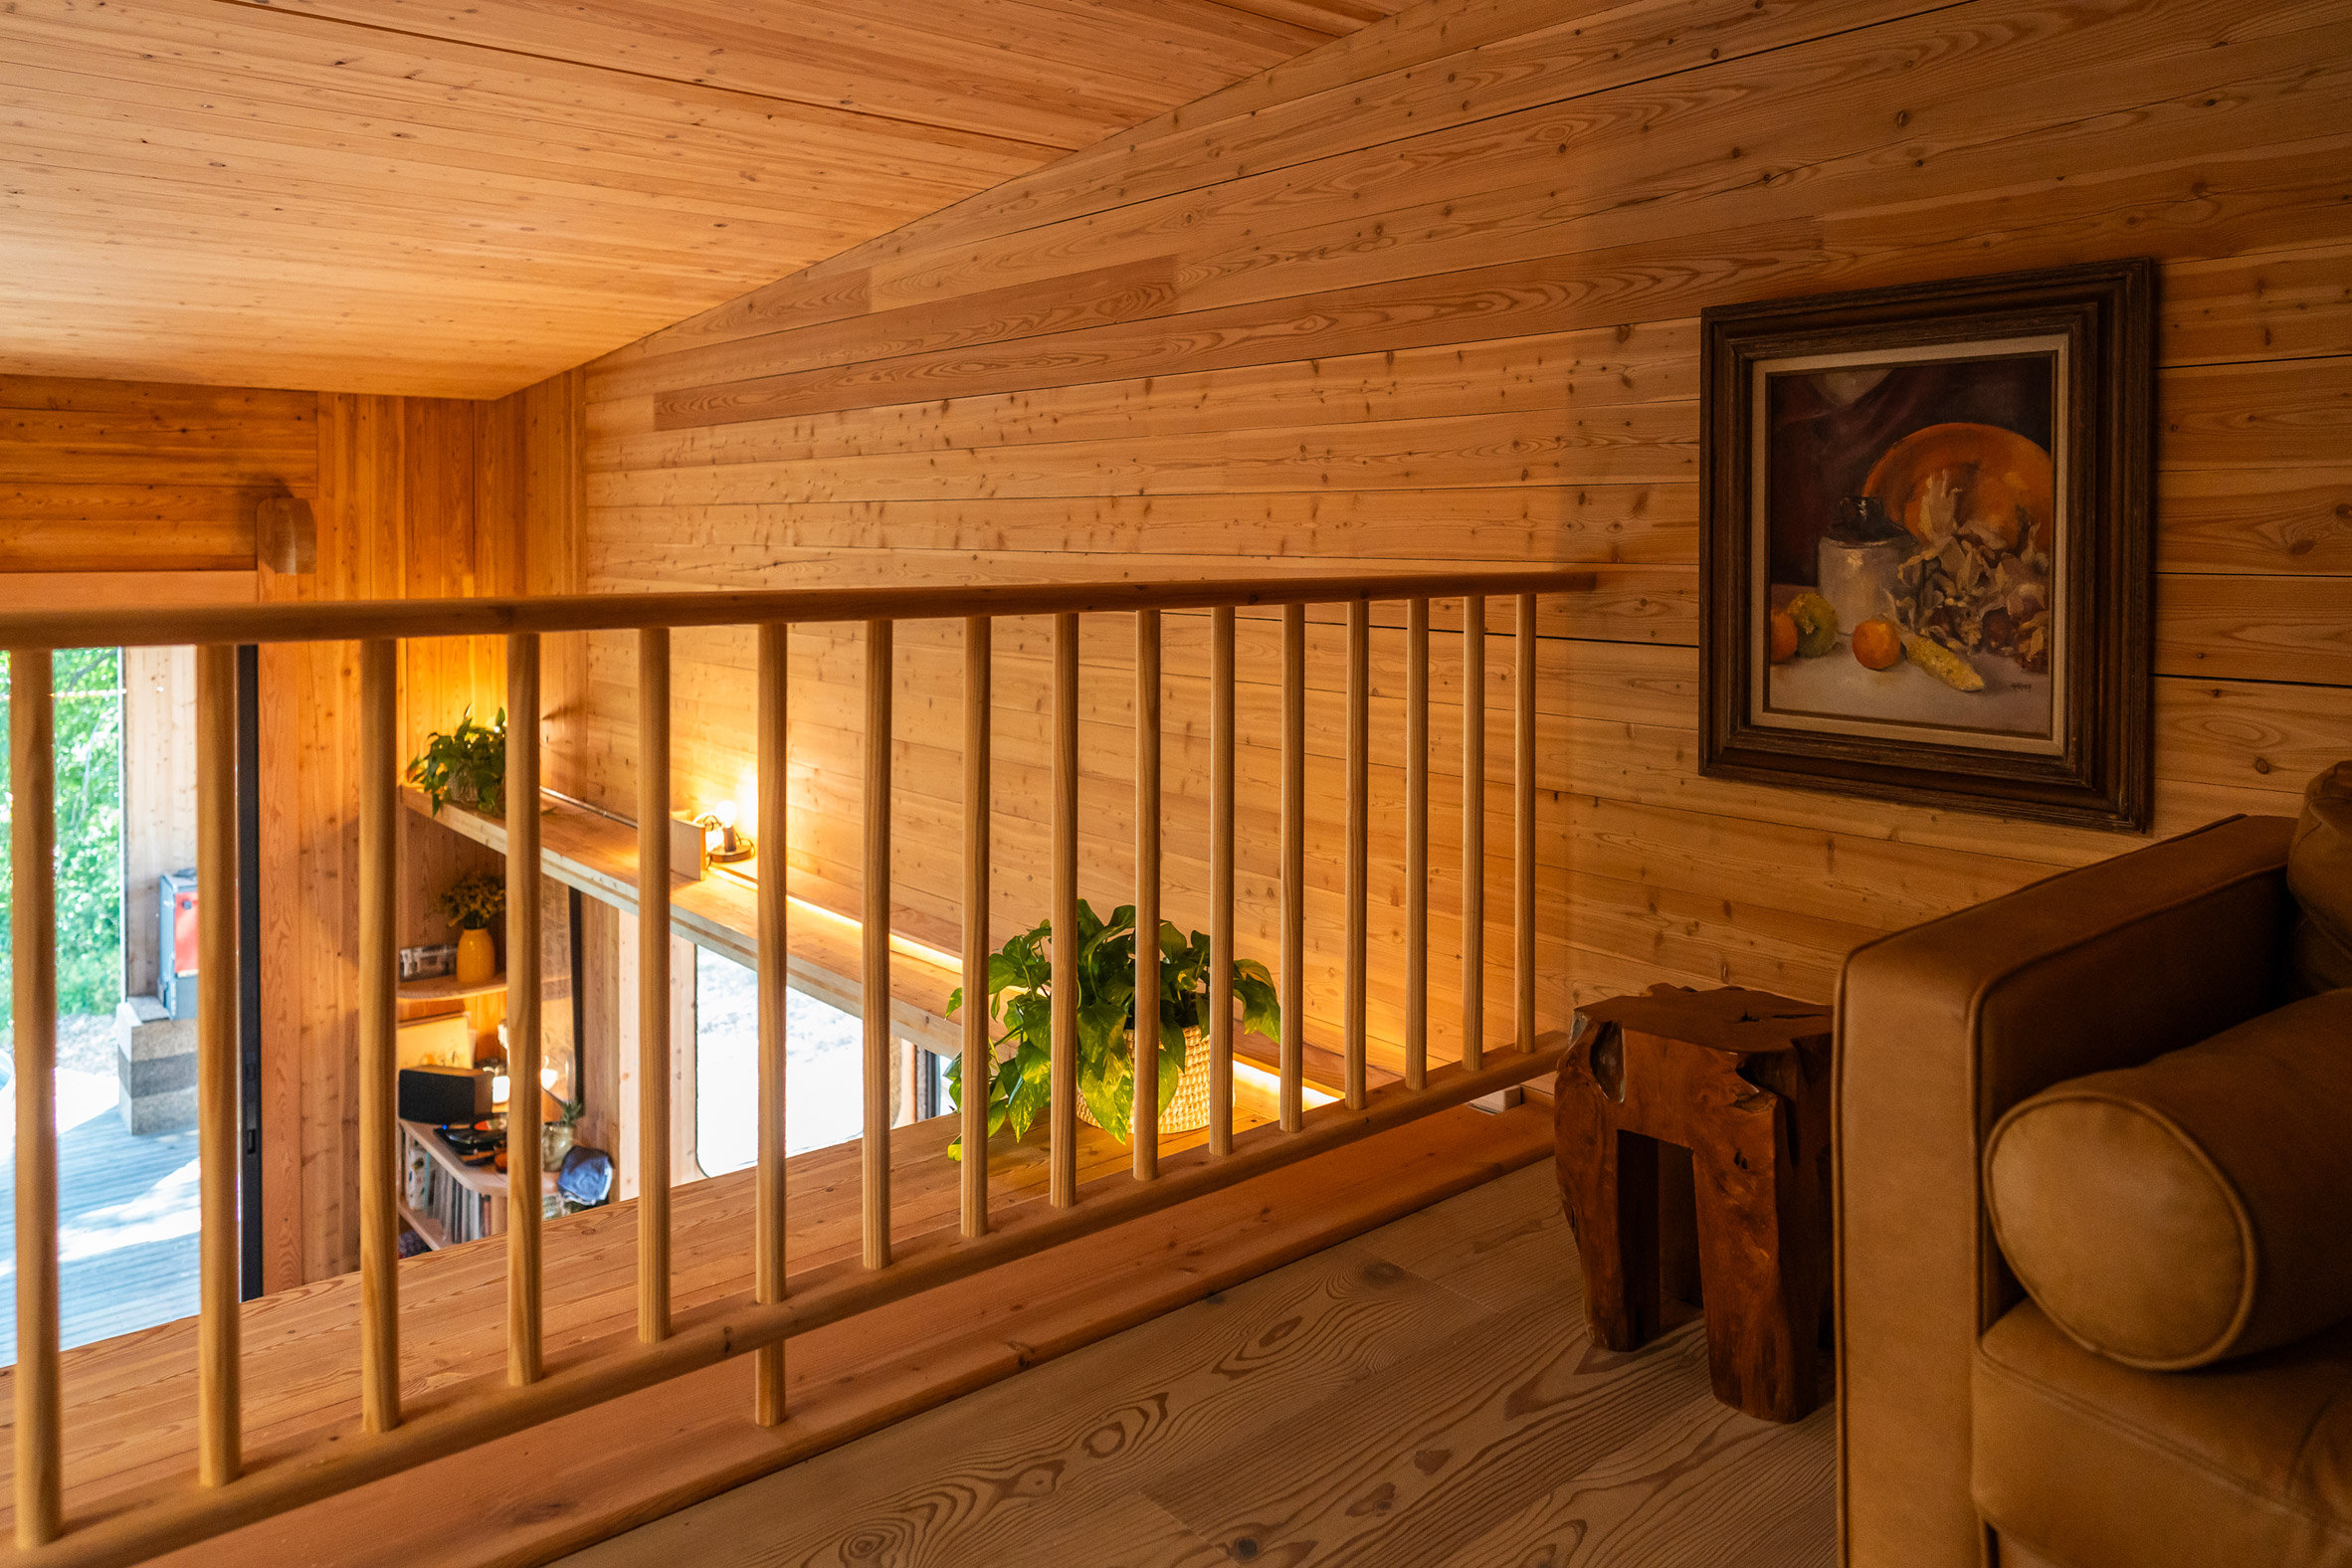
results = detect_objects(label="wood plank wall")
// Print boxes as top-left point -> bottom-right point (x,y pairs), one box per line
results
573,0 -> 2352,1079
0,373 -> 312,572
256,379 -> 584,1285
1,367 -> 584,1285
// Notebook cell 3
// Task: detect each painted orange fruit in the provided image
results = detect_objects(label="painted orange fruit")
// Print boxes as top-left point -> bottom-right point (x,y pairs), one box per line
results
1852,617 -> 1902,671
1770,610 -> 1800,664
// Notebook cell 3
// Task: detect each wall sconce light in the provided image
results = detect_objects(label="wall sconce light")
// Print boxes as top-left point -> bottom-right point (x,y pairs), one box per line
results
695,802 -> 755,865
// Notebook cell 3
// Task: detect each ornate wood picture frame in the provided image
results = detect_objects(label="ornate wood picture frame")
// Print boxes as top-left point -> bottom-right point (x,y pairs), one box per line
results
1699,259 -> 2155,831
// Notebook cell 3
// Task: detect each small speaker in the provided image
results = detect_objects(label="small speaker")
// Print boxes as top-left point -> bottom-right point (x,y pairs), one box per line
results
399,1065 -> 493,1125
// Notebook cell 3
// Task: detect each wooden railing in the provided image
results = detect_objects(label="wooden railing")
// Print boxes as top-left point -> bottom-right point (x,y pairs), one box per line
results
0,568 -> 1589,1565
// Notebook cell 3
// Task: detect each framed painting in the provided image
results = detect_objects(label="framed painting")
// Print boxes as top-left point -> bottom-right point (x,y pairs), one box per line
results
1698,259 -> 2155,831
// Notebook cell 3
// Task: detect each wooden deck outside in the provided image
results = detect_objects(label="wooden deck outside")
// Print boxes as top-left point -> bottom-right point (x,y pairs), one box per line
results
560,1160 -> 1835,1568
0,1064 -> 200,1365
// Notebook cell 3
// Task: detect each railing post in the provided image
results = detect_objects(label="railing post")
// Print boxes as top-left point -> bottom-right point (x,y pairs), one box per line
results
357,638 -> 401,1434
505,634 -> 543,1386
1133,609 -> 1161,1181
1209,607 -> 1235,1158
1343,601 -> 1369,1111
1278,603 -> 1305,1133
1050,612 -> 1079,1206
638,628 -> 673,1340
11,647 -> 61,1545
1462,594 -> 1485,1072
961,617 -> 991,1236
196,645 -> 243,1484
863,619 -> 894,1264
755,624 -> 790,1424
1406,598 -> 1430,1091
1515,593 -> 1537,1052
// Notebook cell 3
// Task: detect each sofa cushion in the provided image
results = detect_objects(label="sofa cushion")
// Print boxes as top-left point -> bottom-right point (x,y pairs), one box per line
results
1975,1301 -> 2352,1568
1984,989 -> 2352,1369
2290,760 -> 2352,994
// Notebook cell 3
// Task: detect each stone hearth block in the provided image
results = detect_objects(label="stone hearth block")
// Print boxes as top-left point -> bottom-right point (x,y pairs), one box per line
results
116,996 -> 197,1135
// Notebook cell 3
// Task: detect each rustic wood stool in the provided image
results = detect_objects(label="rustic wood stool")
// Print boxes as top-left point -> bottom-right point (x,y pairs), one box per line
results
1553,984 -> 1834,1423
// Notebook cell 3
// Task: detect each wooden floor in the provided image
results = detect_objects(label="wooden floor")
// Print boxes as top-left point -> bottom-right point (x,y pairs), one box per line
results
554,1161 -> 1835,1568
0,1067 -> 199,1363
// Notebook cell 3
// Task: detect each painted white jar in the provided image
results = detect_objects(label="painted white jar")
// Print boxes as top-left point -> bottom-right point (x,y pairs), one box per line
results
1817,536 -> 1904,635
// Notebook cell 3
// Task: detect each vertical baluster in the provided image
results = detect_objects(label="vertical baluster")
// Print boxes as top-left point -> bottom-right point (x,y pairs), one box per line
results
1343,601 -> 1369,1111
197,646 -> 241,1483
960,617 -> 991,1237
1209,607 -> 1235,1158
11,648 -> 60,1543
1405,599 -> 1430,1091
638,628 -> 672,1339
863,619 -> 893,1265
755,624 -> 790,1424
1133,610 -> 1161,1180
357,639 -> 401,1432
1278,604 -> 1305,1133
1515,594 -> 1537,1053
1049,613 -> 1079,1206
1461,595 -> 1485,1072
505,635 -> 543,1385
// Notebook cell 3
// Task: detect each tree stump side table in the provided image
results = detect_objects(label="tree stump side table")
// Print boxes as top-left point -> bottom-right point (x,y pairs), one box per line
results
1553,983 -> 1835,1423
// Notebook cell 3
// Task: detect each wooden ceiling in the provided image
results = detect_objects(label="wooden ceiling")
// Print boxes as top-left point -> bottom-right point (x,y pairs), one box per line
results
0,0 -> 1399,398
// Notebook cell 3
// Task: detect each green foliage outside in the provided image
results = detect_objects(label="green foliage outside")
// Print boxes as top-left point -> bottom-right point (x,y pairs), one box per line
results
0,648 -> 127,1030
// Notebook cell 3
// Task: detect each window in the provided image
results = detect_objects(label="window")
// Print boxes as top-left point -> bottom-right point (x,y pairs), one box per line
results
693,945 -> 866,1175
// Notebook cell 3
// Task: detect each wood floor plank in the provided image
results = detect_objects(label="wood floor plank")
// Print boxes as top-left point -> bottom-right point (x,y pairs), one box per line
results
1432,1385 -> 1836,1568
542,1133 -> 1830,1568
584,1240 -> 1488,1568
1143,1301 -> 1719,1566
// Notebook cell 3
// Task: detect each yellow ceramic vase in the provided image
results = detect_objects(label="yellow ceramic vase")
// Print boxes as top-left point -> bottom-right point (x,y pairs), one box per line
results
455,926 -> 497,987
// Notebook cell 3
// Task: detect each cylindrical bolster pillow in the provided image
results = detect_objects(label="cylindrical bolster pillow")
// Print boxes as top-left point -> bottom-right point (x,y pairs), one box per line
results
1985,988 -> 2352,1370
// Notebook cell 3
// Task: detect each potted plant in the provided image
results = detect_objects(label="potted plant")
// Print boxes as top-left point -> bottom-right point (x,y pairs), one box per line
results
434,872 -> 506,988
542,1094 -> 584,1171
945,899 -> 1279,1150
407,708 -> 506,817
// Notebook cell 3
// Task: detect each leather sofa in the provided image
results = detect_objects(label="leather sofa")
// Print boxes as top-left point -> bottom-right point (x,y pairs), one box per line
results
1835,813 -> 2352,1567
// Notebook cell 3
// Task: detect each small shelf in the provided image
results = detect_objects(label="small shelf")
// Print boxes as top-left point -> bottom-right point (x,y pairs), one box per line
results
397,971 -> 505,1003
395,1198 -> 452,1253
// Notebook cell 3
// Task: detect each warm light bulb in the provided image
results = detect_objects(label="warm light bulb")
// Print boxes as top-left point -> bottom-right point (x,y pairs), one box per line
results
710,800 -> 736,829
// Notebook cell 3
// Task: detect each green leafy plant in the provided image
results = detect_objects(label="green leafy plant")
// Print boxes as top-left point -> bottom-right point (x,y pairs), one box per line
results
433,872 -> 506,932
407,708 -> 506,817
945,899 -> 1278,1151
1,648 -> 126,1027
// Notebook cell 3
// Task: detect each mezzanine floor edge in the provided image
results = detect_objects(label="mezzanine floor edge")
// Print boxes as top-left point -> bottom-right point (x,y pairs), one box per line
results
119,1100 -> 1553,1568
558,1157 -> 1835,1568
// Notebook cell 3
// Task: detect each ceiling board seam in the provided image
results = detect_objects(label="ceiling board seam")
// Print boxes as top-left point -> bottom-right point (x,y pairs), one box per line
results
203,0 -> 1076,158
799,0 -> 1983,285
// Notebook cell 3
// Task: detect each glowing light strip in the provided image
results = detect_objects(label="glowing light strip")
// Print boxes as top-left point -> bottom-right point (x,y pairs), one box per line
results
1234,1057 -> 1340,1108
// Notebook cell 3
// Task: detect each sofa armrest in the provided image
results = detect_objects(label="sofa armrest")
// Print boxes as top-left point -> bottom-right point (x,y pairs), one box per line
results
1834,814 -> 2294,1568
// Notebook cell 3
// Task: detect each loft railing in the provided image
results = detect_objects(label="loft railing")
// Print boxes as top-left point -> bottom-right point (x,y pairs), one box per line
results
0,567 -> 1590,1565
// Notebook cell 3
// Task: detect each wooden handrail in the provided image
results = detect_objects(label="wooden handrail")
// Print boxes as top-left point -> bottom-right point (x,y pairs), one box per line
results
0,568 -> 1595,649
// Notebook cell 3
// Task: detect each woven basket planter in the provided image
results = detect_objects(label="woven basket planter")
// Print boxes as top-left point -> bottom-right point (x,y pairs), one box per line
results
1076,1026 -> 1212,1137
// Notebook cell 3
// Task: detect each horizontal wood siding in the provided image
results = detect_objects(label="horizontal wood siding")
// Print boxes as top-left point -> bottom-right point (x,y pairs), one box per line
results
554,0 -> 2350,1075
0,375 -> 314,571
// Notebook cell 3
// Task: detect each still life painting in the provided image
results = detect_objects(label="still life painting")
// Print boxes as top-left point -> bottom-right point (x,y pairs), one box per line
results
1699,261 -> 2154,831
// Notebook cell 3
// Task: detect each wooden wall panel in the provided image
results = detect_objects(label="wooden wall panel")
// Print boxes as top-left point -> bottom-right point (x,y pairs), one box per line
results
571,0 -> 2352,1080
0,373 -> 312,571
257,380 -> 578,1286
